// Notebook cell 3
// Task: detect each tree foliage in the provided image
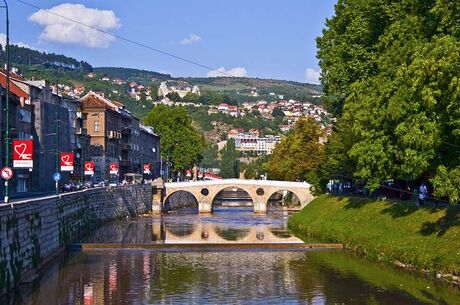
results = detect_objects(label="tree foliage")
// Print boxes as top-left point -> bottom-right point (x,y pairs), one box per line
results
143,105 -> 205,173
318,0 -> 460,201
219,139 -> 240,178
265,117 -> 324,186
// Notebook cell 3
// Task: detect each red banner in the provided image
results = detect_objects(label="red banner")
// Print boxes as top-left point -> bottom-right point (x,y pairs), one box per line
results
143,163 -> 151,174
84,161 -> 95,176
109,162 -> 119,175
60,152 -> 74,172
185,169 -> 192,177
13,140 -> 33,168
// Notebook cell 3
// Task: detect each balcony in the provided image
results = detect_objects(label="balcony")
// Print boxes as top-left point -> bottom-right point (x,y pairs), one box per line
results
121,127 -> 131,135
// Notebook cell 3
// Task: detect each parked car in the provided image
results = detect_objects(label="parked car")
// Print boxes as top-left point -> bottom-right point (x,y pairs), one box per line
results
83,181 -> 94,189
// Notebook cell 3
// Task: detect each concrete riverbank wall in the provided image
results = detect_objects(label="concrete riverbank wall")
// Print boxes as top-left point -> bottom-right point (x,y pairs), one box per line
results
0,185 -> 152,295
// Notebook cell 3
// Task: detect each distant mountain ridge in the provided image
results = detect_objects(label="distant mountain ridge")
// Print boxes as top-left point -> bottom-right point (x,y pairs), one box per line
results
0,44 -> 92,72
93,67 -> 171,81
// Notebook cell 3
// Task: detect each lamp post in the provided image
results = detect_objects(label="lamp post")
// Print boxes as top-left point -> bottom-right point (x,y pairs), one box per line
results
55,82 -> 60,195
1,0 -> 10,203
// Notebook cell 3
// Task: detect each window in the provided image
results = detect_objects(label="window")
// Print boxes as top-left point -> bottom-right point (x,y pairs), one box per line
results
19,109 -> 32,123
94,121 -> 100,132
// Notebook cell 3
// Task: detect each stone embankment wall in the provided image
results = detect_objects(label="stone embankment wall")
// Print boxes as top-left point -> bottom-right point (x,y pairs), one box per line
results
0,185 -> 152,295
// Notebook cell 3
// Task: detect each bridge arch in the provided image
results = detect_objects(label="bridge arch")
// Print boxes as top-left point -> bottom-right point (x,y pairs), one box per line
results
266,188 -> 302,208
210,185 -> 255,208
163,190 -> 199,212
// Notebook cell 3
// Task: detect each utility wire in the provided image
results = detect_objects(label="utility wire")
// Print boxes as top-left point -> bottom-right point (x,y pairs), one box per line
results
15,0 -> 235,77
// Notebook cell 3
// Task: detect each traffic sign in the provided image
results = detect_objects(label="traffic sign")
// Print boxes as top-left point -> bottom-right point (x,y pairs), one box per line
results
53,172 -> 61,182
1,167 -> 14,180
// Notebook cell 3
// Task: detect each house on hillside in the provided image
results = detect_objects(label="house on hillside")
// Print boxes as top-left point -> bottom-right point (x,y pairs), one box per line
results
218,103 -> 229,114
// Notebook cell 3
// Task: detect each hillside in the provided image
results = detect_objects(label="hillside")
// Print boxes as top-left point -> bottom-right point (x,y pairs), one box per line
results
94,67 -> 323,103
2,44 -> 325,138
179,76 -> 322,102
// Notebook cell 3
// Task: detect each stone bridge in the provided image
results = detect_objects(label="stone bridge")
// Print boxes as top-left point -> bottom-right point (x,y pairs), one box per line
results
158,179 -> 314,214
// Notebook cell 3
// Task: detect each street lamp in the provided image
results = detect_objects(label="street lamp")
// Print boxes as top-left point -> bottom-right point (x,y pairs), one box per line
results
1,0 -> 10,203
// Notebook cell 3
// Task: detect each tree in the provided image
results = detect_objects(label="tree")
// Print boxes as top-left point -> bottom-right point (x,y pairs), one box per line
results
200,145 -> 219,169
265,117 -> 324,186
143,105 -> 204,173
272,107 -> 285,118
166,92 -> 181,102
219,139 -> 240,178
317,0 -> 460,200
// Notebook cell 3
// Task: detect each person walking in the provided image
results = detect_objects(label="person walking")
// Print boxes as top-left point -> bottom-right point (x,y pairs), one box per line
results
418,183 -> 428,206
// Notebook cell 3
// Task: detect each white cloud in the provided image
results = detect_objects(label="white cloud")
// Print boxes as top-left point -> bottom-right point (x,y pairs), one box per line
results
207,67 -> 247,78
0,33 -> 32,49
29,3 -> 121,48
305,68 -> 321,84
179,33 -> 202,46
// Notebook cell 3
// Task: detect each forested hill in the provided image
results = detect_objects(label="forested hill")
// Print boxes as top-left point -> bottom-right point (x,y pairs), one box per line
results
94,67 -> 171,81
0,44 -> 92,72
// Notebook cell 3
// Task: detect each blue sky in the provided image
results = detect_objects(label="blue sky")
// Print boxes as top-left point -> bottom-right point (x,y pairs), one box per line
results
2,0 -> 336,83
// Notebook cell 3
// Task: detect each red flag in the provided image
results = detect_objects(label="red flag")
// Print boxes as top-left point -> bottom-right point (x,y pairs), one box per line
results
109,162 -> 119,175
84,161 -> 95,175
13,140 -> 33,168
60,152 -> 74,171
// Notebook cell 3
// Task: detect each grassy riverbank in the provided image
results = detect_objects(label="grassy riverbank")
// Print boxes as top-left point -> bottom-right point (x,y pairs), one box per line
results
288,195 -> 460,278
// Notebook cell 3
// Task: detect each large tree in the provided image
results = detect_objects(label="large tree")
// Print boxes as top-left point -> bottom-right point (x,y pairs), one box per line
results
143,105 -> 204,173
318,0 -> 460,200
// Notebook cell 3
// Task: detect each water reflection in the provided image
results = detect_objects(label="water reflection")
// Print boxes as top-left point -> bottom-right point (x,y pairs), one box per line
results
4,250 -> 459,305
81,207 -> 303,244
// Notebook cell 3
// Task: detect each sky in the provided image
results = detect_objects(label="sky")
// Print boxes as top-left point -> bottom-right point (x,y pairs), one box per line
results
1,0 -> 337,83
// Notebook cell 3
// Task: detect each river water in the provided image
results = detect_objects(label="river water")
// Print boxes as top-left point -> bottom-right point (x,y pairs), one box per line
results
3,207 -> 460,304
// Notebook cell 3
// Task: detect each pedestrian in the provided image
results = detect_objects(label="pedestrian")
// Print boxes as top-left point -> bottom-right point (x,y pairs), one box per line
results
418,183 -> 427,206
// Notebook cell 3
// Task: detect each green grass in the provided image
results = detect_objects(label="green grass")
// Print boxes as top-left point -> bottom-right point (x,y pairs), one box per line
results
288,195 -> 460,276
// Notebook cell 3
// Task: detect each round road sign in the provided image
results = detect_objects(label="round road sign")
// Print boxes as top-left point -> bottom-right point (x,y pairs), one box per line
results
1,167 -> 14,180
53,172 -> 62,182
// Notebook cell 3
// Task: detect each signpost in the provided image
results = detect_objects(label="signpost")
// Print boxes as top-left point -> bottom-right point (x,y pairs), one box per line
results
53,172 -> 61,182
84,161 -> 95,176
60,152 -> 74,172
143,163 -> 151,175
1,166 -> 13,180
12,140 -> 33,168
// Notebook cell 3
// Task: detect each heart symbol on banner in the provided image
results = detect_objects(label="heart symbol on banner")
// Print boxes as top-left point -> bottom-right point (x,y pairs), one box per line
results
61,155 -> 71,165
14,143 -> 32,160
85,163 -> 93,170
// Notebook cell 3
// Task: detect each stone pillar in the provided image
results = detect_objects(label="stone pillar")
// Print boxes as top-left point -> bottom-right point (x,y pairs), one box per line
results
151,177 -> 165,214
151,192 -> 162,214
199,202 -> 212,213
253,201 -> 267,214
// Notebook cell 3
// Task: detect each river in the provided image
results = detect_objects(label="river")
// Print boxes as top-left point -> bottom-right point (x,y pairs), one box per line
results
2,207 -> 459,304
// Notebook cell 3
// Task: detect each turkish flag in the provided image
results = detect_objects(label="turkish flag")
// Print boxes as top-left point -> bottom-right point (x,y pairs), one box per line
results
60,152 -> 74,171
13,140 -> 33,168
